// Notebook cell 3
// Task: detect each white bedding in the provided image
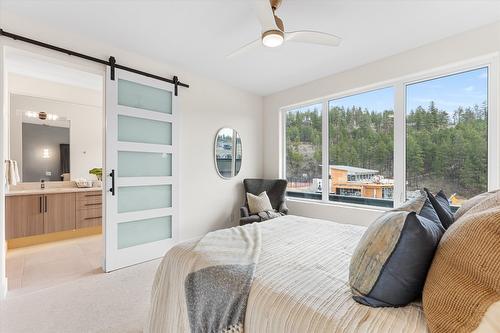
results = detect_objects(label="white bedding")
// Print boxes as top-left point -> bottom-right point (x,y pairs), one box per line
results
146,215 -> 429,333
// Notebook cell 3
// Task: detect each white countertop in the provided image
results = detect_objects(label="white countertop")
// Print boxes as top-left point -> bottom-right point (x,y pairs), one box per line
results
6,187 -> 102,197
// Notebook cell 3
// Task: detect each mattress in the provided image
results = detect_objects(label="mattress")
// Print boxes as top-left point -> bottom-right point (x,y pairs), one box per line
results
146,215 -> 429,332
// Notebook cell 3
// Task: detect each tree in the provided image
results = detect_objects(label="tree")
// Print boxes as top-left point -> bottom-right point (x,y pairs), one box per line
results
286,100 -> 487,199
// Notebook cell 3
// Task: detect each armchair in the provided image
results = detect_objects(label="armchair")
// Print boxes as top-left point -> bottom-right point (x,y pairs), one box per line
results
240,178 -> 288,225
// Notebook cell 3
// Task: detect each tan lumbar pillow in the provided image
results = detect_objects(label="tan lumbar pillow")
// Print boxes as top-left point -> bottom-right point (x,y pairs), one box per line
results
423,204 -> 500,333
454,189 -> 500,220
247,191 -> 273,214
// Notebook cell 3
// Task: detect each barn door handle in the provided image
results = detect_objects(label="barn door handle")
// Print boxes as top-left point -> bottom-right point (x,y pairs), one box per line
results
109,169 -> 115,196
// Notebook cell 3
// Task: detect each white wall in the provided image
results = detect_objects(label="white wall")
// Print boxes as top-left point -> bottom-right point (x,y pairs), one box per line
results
0,13 -> 264,243
9,92 -> 102,181
8,73 -> 102,107
263,21 -> 500,226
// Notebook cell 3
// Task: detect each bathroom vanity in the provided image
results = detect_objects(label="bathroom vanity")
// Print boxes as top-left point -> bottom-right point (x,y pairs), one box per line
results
5,183 -> 102,240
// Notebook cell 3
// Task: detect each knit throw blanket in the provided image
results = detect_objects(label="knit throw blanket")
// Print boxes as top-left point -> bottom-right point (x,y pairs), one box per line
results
184,223 -> 262,333
257,209 -> 284,221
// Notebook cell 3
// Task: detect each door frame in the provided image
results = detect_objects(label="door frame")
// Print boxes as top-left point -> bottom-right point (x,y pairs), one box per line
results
1,45 -> 7,298
0,45 -> 106,298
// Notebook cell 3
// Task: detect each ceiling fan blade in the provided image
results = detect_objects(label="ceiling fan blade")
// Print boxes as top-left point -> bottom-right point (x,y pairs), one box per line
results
254,0 -> 279,32
285,30 -> 342,47
227,39 -> 262,59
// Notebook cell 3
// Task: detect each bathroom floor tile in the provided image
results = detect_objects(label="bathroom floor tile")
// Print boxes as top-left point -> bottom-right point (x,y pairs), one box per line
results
23,244 -> 85,267
22,256 -> 93,287
6,255 -> 24,279
6,234 -> 103,294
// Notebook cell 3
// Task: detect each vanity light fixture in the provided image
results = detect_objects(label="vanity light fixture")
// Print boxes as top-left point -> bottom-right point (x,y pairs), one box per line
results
38,112 -> 47,120
24,111 -> 59,121
42,148 -> 50,159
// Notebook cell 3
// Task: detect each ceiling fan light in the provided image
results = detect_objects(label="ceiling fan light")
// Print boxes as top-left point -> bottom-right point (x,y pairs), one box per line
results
262,30 -> 284,48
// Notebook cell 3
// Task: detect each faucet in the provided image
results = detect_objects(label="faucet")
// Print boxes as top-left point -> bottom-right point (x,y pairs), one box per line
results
40,179 -> 45,189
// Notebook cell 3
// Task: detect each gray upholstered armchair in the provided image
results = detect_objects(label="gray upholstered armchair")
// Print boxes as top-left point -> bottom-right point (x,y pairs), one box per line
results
240,178 -> 288,225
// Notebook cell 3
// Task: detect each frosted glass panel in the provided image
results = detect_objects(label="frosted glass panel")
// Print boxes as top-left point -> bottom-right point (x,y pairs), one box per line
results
117,216 -> 172,249
118,185 -> 172,213
118,115 -> 172,145
118,79 -> 172,114
118,151 -> 172,177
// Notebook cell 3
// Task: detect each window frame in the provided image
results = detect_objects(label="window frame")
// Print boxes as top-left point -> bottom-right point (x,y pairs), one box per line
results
280,54 -> 499,210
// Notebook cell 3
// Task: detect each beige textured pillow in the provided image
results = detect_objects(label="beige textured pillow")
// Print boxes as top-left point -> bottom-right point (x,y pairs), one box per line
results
455,189 -> 500,220
473,301 -> 500,333
423,205 -> 500,333
247,191 -> 273,214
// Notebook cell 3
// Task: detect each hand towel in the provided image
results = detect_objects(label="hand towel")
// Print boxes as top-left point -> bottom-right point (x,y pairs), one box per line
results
5,160 -> 21,186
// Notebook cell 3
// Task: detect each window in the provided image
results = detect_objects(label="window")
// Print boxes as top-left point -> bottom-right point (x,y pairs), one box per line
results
282,59 -> 496,210
285,104 -> 322,200
328,87 -> 394,207
337,188 -> 362,197
382,187 -> 393,199
406,67 -> 488,206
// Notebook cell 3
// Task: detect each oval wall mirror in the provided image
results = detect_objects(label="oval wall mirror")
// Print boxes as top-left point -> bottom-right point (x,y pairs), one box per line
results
214,128 -> 242,178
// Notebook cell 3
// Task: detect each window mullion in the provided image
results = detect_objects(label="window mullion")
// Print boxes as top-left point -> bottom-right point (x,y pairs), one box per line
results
280,110 -> 286,179
488,61 -> 499,190
393,82 -> 406,207
322,100 -> 329,202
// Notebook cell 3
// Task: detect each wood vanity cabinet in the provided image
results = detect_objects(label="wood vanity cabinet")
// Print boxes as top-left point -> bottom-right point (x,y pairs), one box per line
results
5,194 -> 45,239
44,193 -> 76,233
76,191 -> 103,229
6,190 -> 102,240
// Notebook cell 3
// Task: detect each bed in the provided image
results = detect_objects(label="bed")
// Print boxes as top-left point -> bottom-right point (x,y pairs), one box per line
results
146,215 -> 428,332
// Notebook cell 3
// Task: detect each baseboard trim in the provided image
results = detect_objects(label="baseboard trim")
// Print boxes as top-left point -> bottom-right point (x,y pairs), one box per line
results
7,226 -> 102,249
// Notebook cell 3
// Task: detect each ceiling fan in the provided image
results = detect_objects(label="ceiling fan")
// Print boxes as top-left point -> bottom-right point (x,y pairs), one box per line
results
227,0 -> 342,58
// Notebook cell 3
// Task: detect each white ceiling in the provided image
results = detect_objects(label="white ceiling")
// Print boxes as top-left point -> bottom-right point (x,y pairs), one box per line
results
2,0 -> 500,96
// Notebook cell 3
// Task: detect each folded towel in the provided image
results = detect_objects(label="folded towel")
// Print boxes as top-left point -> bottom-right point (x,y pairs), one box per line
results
5,160 -> 20,186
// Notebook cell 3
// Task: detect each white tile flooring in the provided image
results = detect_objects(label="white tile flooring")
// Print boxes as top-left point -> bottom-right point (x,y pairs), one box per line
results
6,234 -> 103,297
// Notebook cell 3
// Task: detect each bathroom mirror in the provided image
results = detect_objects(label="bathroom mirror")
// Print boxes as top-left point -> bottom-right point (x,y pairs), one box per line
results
21,121 -> 71,182
9,94 -> 103,183
214,128 -> 242,178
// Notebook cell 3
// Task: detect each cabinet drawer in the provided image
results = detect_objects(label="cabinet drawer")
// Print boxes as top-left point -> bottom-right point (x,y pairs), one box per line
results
76,207 -> 102,229
76,191 -> 102,210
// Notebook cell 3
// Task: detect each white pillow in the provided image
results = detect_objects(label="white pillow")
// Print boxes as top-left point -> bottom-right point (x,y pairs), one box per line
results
247,191 -> 273,214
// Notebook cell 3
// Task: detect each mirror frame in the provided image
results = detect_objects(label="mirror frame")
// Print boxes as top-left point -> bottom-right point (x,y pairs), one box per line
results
214,127 -> 242,179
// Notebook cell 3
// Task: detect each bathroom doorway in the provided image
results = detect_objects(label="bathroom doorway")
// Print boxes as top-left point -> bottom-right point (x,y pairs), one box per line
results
1,46 -> 106,296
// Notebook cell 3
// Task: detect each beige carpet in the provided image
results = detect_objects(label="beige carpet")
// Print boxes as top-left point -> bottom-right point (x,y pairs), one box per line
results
0,259 -> 161,333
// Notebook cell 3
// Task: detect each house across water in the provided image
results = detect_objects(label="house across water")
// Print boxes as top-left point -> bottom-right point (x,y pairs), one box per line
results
329,165 -> 394,200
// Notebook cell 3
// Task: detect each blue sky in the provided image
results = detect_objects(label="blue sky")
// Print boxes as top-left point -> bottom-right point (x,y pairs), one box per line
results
326,67 -> 488,114
329,87 -> 395,113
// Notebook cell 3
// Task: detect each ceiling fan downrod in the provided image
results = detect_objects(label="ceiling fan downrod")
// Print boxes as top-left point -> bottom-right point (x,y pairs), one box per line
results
270,0 -> 282,12
270,0 -> 284,31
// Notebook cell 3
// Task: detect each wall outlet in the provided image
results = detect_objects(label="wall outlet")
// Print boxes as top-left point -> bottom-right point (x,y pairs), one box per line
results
45,171 -> 52,176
